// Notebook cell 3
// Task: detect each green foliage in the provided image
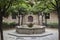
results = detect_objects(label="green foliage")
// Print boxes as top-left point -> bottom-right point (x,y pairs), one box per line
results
0,0 -> 15,18
2,22 -> 9,28
9,22 -> 17,27
2,22 -> 17,29
47,22 -> 58,28
7,0 -> 55,15
4,12 -> 10,18
18,7 -> 28,15
0,0 -> 57,17
28,23 -> 33,28
11,11 -> 18,18
0,0 -> 27,18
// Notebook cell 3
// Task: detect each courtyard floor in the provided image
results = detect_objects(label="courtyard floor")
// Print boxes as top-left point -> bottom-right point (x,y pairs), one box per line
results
3,28 -> 58,40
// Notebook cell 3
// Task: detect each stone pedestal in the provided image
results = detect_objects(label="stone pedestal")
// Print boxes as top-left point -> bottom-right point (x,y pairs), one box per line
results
16,25 -> 45,34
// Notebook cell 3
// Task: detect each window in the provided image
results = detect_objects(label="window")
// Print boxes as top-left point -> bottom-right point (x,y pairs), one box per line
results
28,16 -> 33,22
12,13 -> 16,19
12,15 -> 16,19
45,13 -> 50,19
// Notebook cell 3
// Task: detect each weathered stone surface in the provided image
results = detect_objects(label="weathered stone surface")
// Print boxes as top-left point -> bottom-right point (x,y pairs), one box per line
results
16,25 -> 45,34
3,28 -> 58,40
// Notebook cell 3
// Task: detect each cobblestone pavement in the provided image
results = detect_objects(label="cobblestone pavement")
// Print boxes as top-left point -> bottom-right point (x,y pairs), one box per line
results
3,28 -> 58,40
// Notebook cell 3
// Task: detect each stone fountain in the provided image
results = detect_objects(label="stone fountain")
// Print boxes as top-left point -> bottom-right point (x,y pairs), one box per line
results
16,25 -> 45,34
16,14 -> 45,34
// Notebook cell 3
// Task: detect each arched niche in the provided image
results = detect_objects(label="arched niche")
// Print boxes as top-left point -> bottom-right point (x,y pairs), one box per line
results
28,16 -> 33,22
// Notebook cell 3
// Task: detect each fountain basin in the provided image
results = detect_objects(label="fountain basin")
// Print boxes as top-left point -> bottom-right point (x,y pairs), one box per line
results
16,25 -> 45,34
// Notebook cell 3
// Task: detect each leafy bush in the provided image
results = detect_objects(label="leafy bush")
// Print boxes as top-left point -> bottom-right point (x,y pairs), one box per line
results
46,23 -> 58,28
9,22 -> 17,28
2,22 -> 9,29
28,23 -> 33,28
2,22 -> 17,29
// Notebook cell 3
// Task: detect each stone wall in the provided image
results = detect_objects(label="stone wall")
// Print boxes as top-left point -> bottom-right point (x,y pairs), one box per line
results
3,12 -> 58,24
23,14 -> 39,25
47,11 -> 58,23
3,15 -> 18,23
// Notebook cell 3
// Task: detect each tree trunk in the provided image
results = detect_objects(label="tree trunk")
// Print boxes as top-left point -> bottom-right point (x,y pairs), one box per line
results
58,14 -> 60,40
55,1 -> 60,40
45,14 -> 47,27
57,8 -> 60,40
42,15 -> 43,26
45,18 -> 47,27
21,15 -> 23,25
38,15 -> 40,25
0,13 -> 3,40
18,15 -> 20,26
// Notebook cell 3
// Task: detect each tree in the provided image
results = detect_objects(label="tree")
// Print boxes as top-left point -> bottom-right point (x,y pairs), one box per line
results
0,0 -> 14,40
18,7 -> 27,25
51,0 -> 60,40
38,0 -> 60,40
7,1 -> 60,40
8,0 -> 31,26
0,0 -> 24,40
41,0 -> 60,40
28,0 -> 49,25
16,2 -> 29,25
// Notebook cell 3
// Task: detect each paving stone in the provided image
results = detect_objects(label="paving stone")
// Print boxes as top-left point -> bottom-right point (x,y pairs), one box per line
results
3,28 -> 58,40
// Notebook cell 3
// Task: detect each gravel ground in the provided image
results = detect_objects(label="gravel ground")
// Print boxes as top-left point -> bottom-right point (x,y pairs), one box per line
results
3,28 -> 58,40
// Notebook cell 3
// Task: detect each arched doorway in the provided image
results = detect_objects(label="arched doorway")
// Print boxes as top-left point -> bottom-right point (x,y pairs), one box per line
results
28,16 -> 33,22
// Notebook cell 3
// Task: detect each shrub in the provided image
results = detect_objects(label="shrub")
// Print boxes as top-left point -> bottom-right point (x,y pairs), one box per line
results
2,22 -> 9,29
9,22 -> 17,28
2,22 -> 17,29
28,23 -> 33,28
46,23 -> 58,28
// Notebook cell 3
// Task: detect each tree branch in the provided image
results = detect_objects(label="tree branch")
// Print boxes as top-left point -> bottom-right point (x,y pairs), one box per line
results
2,3 -> 7,12
0,7 -> 1,12
5,0 -> 13,11
50,2 -> 56,8
1,0 -> 13,16
55,0 -> 59,10
41,8 -> 46,12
